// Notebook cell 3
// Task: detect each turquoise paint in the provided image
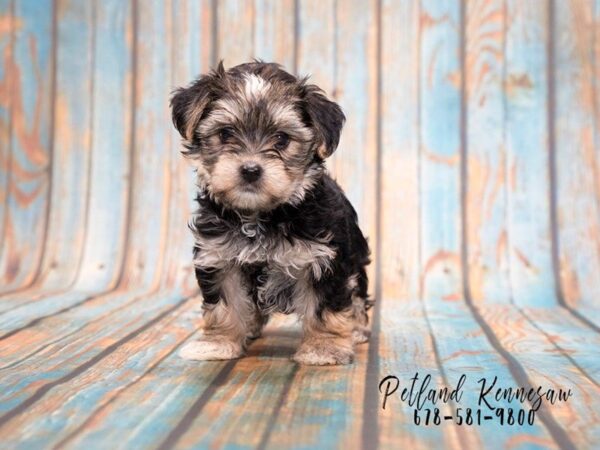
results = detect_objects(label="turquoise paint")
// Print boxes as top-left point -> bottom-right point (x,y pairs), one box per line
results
0,0 -> 12,251
465,0 -> 512,304
0,294 -> 195,448
554,0 -> 600,318
419,0 -> 463,302
0,289 -> 185,409
425,304 -> 554,447
76,0 -> 133,290
0,1 -> 598,448
41,0 -> 94,289
254,0 -> 295,70
0,0 -> 54,292
126,0 -> 173,289
505,0 -> 557,308
333,0 -> 376,238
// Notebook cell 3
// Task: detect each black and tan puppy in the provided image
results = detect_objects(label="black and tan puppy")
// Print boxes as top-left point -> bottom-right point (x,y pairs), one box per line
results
171,61 -> 371,365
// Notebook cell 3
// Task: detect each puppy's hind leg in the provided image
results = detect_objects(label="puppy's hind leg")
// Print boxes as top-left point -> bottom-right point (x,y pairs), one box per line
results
348,269 -> 371,345
179,267 -> 255,361
246,305 -> 269,340
293,308 -> 355,366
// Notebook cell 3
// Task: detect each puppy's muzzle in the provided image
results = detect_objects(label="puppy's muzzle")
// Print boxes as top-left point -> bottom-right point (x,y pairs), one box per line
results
240,162 -> 263,183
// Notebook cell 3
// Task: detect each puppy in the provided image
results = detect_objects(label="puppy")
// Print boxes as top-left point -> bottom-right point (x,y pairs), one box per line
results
171,61 -> 371,365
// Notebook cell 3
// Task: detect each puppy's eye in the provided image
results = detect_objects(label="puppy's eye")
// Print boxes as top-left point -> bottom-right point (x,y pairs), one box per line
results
218,127 -> 234,143
273,132 -> 290,151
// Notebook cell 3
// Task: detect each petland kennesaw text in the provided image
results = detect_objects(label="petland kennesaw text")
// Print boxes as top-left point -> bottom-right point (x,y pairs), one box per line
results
379,373 -> 573,426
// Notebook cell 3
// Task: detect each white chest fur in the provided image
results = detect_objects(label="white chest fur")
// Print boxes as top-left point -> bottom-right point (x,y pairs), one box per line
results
192,223 -> 336,280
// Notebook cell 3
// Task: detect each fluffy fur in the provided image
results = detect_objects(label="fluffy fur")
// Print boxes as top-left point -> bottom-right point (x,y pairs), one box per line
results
171,61 -> 371,365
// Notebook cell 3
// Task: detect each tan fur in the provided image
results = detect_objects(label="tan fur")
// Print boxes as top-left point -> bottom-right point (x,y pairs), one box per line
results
184,97 -> 212,141
242,73 -> 271,100
315,143 -> 330,160
294,307 -> 356,365
192,228 -> 335,277
179,267 -> 263,361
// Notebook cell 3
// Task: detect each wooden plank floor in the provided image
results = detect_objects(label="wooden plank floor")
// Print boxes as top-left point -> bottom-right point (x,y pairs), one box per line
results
0,294 -> 599,449
1,0 -> 600,448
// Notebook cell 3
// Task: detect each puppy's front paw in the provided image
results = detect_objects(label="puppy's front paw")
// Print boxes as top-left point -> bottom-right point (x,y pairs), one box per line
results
352,327 -> 371,345
293,340 -> 354,366
179,339 -> 243,361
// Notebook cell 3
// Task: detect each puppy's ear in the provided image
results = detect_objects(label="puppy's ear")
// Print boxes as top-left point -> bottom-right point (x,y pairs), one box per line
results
303,84 -> 346,159
170,61 -> 226,142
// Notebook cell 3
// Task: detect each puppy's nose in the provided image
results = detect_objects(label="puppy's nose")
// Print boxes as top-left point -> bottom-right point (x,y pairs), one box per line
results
240,162 -> 263,183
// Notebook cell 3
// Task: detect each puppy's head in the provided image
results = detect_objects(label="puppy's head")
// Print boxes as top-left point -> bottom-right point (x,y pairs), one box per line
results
171,61 -> 345,212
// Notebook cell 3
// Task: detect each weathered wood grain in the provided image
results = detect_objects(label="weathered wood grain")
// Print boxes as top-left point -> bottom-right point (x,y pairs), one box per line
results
554,0 -> 600,325
254,0 -> 296,70
257,320 -> 369,450
75,0 -> 133,291
0,0 -> 13,253
504,0 -> 557,307
172,315 -> 301,449
56,333 -> 228,449
418,2 -> 557,447
595,1 -> 600,270
0,0 -> 54,293
380,0 -> 420,301
464,0 -> 512,304
33,0 -> 93,292
0,0 -> 135,317
54,315 -> 287,449
165,0 -> 210,293
0,1 -> 599,448
425,301 -> 558,448
375,301 -> 461,449
0,289 -> 189,415
0,0 -> 98,315
331,0 -> 378,291
479,305 -> 600,448
123,0 -> 173,289
0,294 -> 199,448
296,0 -> 335,91
519,306 -> 600,381
419,0 -> 464,304
0,286 -> 158,369
216,0 -> 255,67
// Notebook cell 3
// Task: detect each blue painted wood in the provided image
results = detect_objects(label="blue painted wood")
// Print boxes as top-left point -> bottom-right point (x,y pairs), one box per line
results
0,0 -> 135,318
554,0 -> 600,322
0,1 -> 598,449
333,0 -> 378,287
216,0 -> 255,66
504,0 -> 557,308
419,0 -> 463,303
296,0 -> 335,90
380,0 -> 420,301
464,0 -> 512,304
0,0 -> 13,253
254,0 -> 295,70
124,0 -> 173,289
0,0 -> 54,293
37,0 -> 93,290
0,288 -> 187,413
417,1 -> 554,447
165,0 -> 211,293
76,0 -> 133,291
0,294 -> 198,448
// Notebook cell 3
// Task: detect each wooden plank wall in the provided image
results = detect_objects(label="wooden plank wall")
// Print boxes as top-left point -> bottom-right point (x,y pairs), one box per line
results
2,0 -> 599,315
0,2 -> 599,449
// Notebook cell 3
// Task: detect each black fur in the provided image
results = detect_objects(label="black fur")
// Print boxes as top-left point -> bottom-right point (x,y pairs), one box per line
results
172,60 -> 370,323
170,60 -> 346,158
191,174 -> 370,316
